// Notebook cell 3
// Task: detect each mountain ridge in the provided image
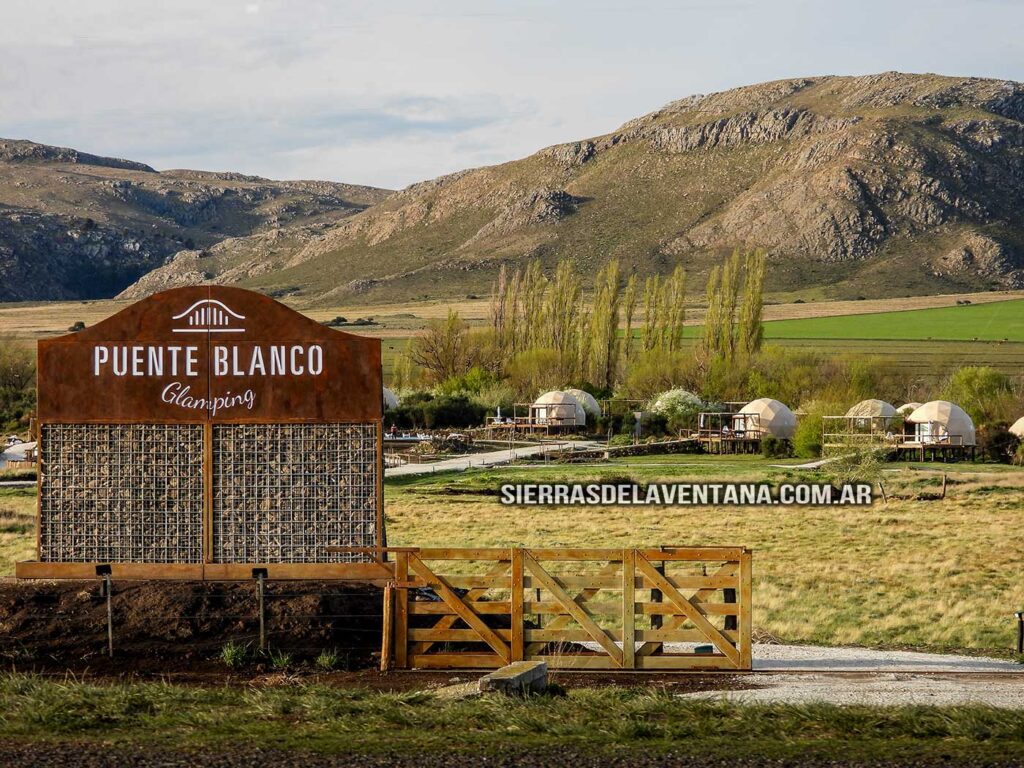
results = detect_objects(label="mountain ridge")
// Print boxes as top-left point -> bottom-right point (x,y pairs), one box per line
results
5,71 -> 1024,304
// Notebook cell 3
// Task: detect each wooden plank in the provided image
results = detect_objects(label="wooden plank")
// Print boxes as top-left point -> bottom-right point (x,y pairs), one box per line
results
511,547 -> 524,662
523,552 -> 623,667
419,574 -> 516,589
635,554 -> 740,668
409,628 -> 513,642
408,554 -> 512,664
636,655 -> 738,671
523,548 -> 625,561
380,583 -> 394,672
410,654 -> 504,669
525,600 -> 737,616
414,548 -> 515,560
199,562 -> 394,581
533,653 -> 740,671
16,562 -> 203,580
534,655 -> 620,670
410,601 -> 510,615
636,629 -> 739,642
638,547 -> 747,561
622,548 -> 635,669
521,574 -> 736,590
739,550 -> 753,670
395,552 -> 409,669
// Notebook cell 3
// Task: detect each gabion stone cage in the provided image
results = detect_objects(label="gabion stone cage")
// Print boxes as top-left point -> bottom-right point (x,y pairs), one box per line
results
40,424 -> 205,563
212,424 -> 378,563
38,422 -> 380,565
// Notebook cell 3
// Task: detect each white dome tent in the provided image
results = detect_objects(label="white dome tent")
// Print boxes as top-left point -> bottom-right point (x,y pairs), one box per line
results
1008,416 -> 1024,439
737,398 -> 797,439
845,399 -> 898,419
565,388 -> 601,423
530,390 -> 584,427
906,401 -> 976,446
897,402 -> 923,416
382,387 -> 400,411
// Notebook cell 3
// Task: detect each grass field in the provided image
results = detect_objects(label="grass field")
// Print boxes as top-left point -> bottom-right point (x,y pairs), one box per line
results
4,457 -> 1023,652
2,674 -> 1024,763
385,455 -> 1024,652
762,299 -> 1024,342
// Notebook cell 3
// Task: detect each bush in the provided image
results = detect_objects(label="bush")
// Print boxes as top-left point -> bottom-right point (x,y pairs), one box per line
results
388,393 -> 486,430
976,425 -> 1019,464
942,366 -> 1016,426
760,435 -> 791,459
648,389 -> 705,434
435,366 -> 498,397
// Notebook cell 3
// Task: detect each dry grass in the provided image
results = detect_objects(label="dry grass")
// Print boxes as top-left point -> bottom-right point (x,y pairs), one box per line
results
0,488 -> 36,574
385,457 -> 1024,652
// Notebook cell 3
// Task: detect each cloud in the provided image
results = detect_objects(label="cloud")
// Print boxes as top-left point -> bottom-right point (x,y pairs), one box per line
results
1,0 -> 1023,187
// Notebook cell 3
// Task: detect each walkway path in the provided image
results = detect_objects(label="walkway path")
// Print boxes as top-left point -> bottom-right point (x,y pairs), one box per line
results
385,440 -> 601,477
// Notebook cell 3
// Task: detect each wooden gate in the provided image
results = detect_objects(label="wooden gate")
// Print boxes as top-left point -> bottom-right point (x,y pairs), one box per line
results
384,546 -> 751,671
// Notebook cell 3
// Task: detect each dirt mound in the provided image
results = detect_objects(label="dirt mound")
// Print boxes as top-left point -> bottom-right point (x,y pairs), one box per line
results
0,580 -> 383,674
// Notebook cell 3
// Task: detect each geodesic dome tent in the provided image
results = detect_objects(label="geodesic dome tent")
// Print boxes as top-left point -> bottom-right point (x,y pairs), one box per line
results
906,401 -> 976,446
531,390 -> 584,427
845,399 -> 898,419
896,402 -> 923,416
565,388 -> 601,422
738,398 -> 797,439
382,387 -> 400,411
1009,416 -> 1024,439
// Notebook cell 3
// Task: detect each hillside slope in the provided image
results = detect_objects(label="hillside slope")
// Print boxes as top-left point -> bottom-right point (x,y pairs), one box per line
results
0,139 -> 390,301
120,72 -> 1024,305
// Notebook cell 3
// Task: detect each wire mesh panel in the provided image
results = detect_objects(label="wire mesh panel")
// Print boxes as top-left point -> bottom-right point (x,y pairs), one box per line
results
212,423 -> 379,563
39,424 -> 205,563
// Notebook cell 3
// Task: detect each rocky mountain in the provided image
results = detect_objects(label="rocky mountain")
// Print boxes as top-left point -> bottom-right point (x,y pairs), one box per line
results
0,139 -> 390,301
9,72 -> 1024,304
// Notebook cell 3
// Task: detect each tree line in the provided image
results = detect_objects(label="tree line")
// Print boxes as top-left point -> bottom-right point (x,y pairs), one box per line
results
403,249 -> 768,397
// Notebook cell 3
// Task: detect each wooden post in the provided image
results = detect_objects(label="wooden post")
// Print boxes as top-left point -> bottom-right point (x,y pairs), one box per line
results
738,551 -> 753,670
395,551 -> 409,669
380,583 -> 395,672
621,548 -> 635,669
511,548 -> 524,661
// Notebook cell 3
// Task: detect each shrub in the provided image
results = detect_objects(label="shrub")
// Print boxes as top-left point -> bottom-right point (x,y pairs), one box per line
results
976,425 -> 1019,464
942,366 -> 1015,426
648,389 -> 705,434
760,435 -> 791,459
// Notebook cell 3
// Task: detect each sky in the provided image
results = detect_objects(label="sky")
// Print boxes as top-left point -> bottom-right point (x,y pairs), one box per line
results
2,0 -> 1023,189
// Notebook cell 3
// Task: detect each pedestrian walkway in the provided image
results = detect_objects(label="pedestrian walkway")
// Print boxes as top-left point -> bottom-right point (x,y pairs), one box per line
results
385,440 -> 601,477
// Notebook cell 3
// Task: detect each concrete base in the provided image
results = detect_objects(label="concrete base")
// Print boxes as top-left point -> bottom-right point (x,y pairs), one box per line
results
479,661 -> 548,695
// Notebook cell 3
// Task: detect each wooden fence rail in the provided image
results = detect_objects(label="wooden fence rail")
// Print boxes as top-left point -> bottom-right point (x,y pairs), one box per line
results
383,546 -> 752,671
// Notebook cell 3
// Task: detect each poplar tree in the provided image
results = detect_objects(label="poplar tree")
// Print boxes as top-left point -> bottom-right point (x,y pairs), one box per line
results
738,249 -> 766,356
621,273 -> 639,364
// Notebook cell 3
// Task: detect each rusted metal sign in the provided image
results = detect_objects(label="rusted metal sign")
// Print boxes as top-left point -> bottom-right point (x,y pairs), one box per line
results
37,286 -> 381,423
22,286 -> 388,581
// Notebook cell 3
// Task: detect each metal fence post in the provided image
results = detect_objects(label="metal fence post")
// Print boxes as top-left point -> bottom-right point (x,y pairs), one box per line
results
96,564 -> 113,657
253,568 -> 268,652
